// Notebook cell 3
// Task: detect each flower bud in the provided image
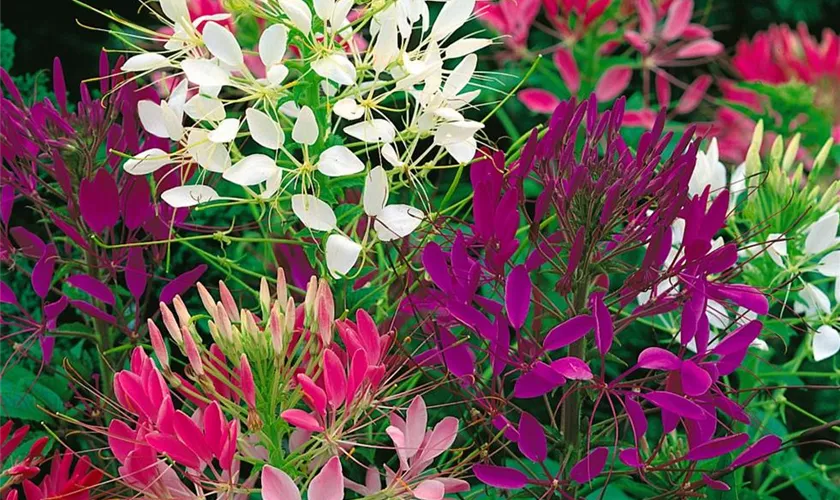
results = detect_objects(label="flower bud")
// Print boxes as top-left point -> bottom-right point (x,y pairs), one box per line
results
285,297 -> 296,337
172,295 -> 191,327
159,302 -> 183,343
276,267 -> 288,306
196,282 -> 218,317
215,302 -> 233,341
218,280 -> 240,322
147,319 -> 169,369
259,277 -> 271,318
315,279 -> 335,345
304,276 -> 317,324
182,327 -> 204,376
269,303 -> 284,356
239,354 -> 256,408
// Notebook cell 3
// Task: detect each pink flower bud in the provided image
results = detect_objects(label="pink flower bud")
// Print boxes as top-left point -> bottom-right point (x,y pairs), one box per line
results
172,295 -> 191,327
269,304 -> 284,355
215,301 -> 233,340
147,319 -> 169,369
218,280 -> 240,322
285,298 -> 296,337
316,279 -> 335,345
195,282 -> 218,317
182,327 -> 203,376
259,277 -> 271,316
276,267 -> 288,305
239,354 -> 256,408
304,276 -> 317,321
159,302 -> 183,343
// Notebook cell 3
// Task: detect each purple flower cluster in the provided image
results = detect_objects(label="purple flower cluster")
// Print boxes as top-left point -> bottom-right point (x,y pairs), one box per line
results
412,96 -> 779,496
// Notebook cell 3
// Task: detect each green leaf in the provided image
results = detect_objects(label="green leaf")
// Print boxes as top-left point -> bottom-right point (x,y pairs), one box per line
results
0,366 -> 65,423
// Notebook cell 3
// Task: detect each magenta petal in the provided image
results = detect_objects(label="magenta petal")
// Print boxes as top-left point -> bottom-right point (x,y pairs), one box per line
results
713,320 -> 763,356
701,473 -> 730,491
281,409 -> 324,432
160,265 -> 207,304
1,184 -> 14,226
513,362 -> 566,399
686,433 -> 749,461
505,265 -> 531,330
518,89 -> 561,114
550,357 -> 593,380
680,360 -> 712,397
637,347 -> 681,370
569,447 -> 609,483
440,329 -> 475,379
32,244 -> 57,298
39,336 -> 55,365
624,396 -> 648,440
708,284 -> 768,315
473,464 -> 528,489
79,168 -> 119,233
122,177 -> 153,229
618,448 -> 643,468
10,227 -> 46,258
544,315 -> 594,351
517,412 -> 547,462
70,299 -> 117,324
422,243 -> 453,293
1,281 -> 20,307
125,247 -> 147,300
642,391 -> 707,420
66,274 -> 116,305
729,435 -> 782,469
592,294 -> 614,355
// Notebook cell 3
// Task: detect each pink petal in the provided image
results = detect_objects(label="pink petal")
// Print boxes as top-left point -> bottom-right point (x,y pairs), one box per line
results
308,456 -> 344,500
413,479 -> 445,500
636,0 -> 656,38
544,315 -> 594,351
473,464 -> 528,489
676,39 -> 724,59
262,465 -> 302,500
281,409 -> 324,432
655,72 -> 671,108
505,265 -> 531,329
418,416 -> 458,464
595,67 -> 632,103
518,89 -> 561,114
675,75 -> 711,114
662,0 -> 693,41
405,396 -> 428,459
553,47 -> 580,93
297,374 -> 327,416
173,410 -> 212,464
569,447 -> 609,483
324,350 -> 347,409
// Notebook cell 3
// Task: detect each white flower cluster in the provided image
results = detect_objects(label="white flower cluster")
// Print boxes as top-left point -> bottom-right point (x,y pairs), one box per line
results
119,0 -> 489,276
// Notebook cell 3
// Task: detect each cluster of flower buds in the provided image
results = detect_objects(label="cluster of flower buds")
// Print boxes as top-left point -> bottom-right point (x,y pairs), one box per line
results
112,0 -> 491,277
103,272 -> 466,498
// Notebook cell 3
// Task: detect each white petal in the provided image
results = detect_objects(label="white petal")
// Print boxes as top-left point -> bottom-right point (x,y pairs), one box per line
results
184,95 -> 226,122
430,0 -> 476,41
317,146 -> 365,177
434,107 -> 464,122
312,54 -> 356,86
730,162 -> 747,200
122,53 -> 169,72
800,283 -> 832,315
381,143 -> 403,168
344,119 -> 396,143
750,338 -> 769,351
434,120 -> 483,146
223,154 -> 279,186
203,22 -> 243,67
209,118 -> 240,143
181,58 -> 230,87
374,204 -> 423,241
279,0 -> 312,35
321,80 -> 338,97
160,0 -> 190,24
266,65 -> 289,85
186,128 -> 231,173
279,101 -> 300,118
706,300 -> 730,330
246,108 -> 285,149
314,0 -> 336,21
805,212 -> 839,255
167,79 -> 188,118
160,101 -> 184,141
259,170 -> 284,200
364,166 -> 388,217
161,185 -> 219,208
291,194 -> 336,231
445,137 -> 477,164
333,98 -> 364,120
137,101 -> 168,138
123,148 -> 171,175
444,38 -> 492,59
817,251 -> 840,277
292,106 -> 318,146
326,234 -> 362,278
766,233 -> 787,268
442,54 -> 476,98
259,25 -> 289,68
813,325 -> 840,361
371,10 -> 399,73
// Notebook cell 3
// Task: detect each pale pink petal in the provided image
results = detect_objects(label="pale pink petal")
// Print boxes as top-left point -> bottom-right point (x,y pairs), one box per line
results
595,67 -> 632,102
518,89 -> 560,113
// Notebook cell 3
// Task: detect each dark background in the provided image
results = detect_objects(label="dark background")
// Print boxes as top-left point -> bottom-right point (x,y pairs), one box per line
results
3,0 -> 840,101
